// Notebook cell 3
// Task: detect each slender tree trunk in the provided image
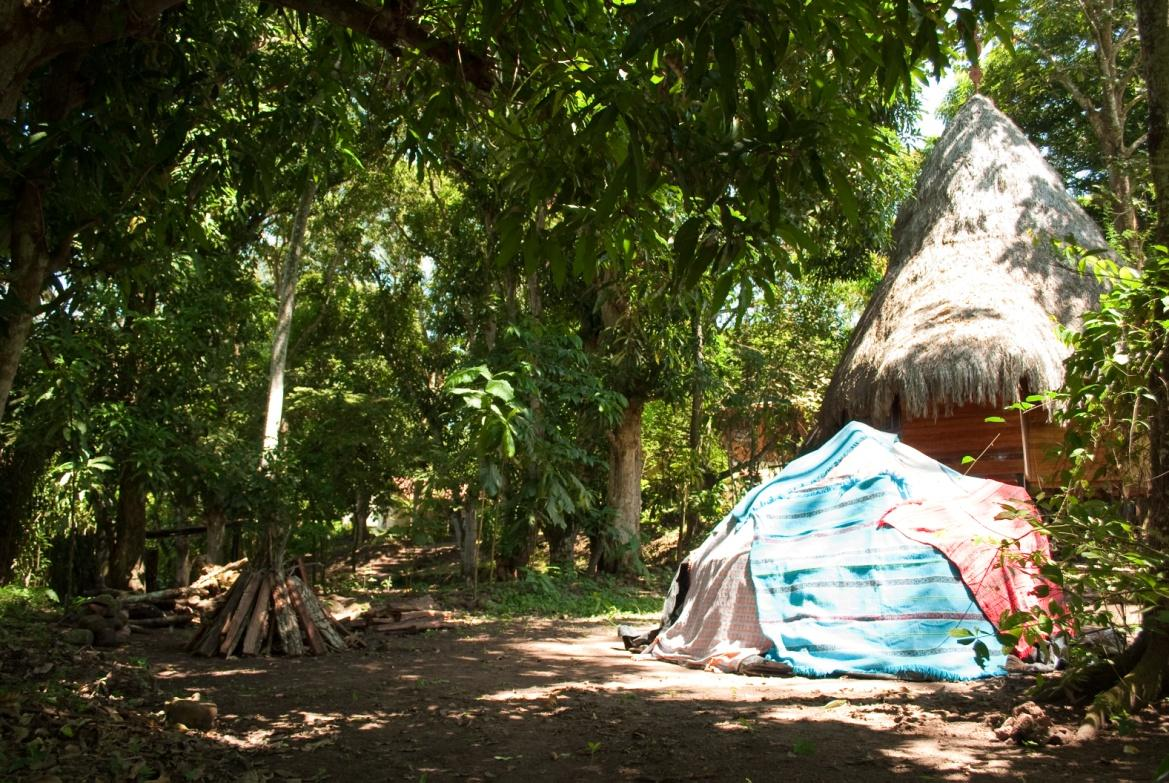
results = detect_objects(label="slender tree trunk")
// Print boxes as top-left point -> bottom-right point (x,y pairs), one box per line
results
203,505 -> 227,564
109,466 -> 148,590
353,487 -> 370,549
677,310 -> 705,562
458,487 -> 480,587
600,397 -> 645,573
1039,1 -> 1144,262
1141,0 -> 1169,248
174,535 -> 191,587
261,178 -> 318,457
508,269 -> 543,575
1107,165 -> 1142,258
256,177 -> 317,571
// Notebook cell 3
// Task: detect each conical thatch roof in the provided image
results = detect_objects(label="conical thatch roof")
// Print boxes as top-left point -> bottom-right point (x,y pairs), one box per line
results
816,94 -> 1108,431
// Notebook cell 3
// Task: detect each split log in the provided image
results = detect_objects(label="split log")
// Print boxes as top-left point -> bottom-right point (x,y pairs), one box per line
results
286,574 -> 326,655
188,573 -> 247,656
367,618 -> 449,634
394,609 -> 445,622
271,577 -> 305,656
218,571 -> 264,656
130,614 -> 195,630
124,586 -> 210,606
241,573 -> 274,655
291,576 -> 346,651
126,602 -> 166,620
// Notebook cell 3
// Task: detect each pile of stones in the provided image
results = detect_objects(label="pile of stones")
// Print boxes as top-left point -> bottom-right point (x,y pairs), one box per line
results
62,594 -> 131,648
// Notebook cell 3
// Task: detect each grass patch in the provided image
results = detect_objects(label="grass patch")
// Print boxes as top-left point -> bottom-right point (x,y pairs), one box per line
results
468,568 -> 670,619
0,585 -> 60,646
0,585 -> 60,613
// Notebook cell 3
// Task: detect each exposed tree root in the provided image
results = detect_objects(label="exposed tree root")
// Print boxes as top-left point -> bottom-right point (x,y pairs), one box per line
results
1076,631 -> 1169,742
1033,631 -> 1149,705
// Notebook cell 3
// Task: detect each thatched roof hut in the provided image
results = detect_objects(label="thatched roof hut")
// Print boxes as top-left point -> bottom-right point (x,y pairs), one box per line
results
813,95 -> 1109,486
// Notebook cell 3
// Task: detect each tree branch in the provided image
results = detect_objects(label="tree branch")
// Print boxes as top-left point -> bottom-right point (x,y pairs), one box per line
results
269,0 -> 496,91
702,435 -> 779,489
1125,132 -> 1149,157
0,0 -> 186,117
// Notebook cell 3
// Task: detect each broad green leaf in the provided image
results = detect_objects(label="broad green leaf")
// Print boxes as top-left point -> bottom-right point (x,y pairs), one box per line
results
485,378 -> 514,402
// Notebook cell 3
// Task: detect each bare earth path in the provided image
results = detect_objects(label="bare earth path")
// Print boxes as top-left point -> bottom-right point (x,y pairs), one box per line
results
137,617 -> 1167,782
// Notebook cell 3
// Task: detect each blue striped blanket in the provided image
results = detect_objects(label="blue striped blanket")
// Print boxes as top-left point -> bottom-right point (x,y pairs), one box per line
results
750,473 -> 1007,681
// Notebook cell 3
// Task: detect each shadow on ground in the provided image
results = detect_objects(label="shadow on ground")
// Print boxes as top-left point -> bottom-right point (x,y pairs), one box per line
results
134,617 -> 1167,783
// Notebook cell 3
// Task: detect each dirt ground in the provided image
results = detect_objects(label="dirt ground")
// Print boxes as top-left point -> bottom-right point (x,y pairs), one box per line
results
132,616 -> 1168,783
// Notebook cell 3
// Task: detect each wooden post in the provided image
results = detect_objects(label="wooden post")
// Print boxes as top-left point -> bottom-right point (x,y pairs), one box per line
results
1019,406 -> 1033,485
143,548 -> 159,593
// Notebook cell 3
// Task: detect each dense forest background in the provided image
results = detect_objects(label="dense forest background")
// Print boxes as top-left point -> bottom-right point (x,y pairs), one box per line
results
2,0 -> 1168,729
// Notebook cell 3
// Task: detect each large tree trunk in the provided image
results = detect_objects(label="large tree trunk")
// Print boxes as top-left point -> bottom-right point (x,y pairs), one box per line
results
0,437 -> 52,582
108,467 -> 148,590
599,397 -> 645,573
1074,0 -> 1169,736
0,181 -> 53,425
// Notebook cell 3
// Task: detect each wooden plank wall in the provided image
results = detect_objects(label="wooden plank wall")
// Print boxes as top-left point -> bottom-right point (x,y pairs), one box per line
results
896,404 -> 1068,488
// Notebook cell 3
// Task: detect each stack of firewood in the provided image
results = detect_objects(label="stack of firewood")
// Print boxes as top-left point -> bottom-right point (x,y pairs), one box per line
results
339,595 -> 452,634
121,558 -> 247,632
61,560 -> 246,646
187,567 -> 347,657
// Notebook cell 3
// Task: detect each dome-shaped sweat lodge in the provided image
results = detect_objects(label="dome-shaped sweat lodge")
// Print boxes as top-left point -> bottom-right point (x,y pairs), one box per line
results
812,95 -> 1109,487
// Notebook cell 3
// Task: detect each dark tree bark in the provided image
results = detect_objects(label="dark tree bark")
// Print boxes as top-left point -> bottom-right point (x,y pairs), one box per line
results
108,466 -> 148,590
353,487 -> 370,549
0,0 -> 491,119
1140,0 -> 1169,248
203,504 -> 228,565
0,0 -> 184,117
0,181 -> 54,424
0,436 -> 53,582
457,488 -> 480,587
676,309 -> 705,562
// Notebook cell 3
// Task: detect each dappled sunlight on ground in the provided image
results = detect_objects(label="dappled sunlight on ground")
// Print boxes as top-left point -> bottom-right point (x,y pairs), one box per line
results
129,618 -> 1166,782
